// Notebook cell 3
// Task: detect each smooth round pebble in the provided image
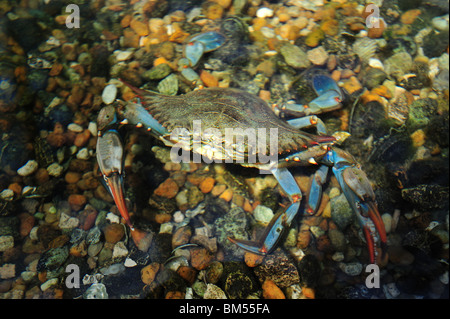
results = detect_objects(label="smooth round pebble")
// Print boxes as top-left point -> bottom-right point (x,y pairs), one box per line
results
17,160 -> 39,177
102,84 -> 117,105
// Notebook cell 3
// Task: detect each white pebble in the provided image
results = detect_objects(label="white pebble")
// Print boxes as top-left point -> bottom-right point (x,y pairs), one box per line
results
88,122 -> 98,137
59,213 -> 79,229
102,84 -> 117,105
253,205 -> 274,225
17,160 -> 38,177
112,242 -> 129,258
256,7 -> 274,18
40,278 -> 59,291
67,123 -> 84,133
0,189 -> 14,201
160,222 -> 173,234
106,212 -> 120,224
115,50 -> 134,61
368,58 -> 384,70
76,147 -> 90,160
173,211 -> 185,224
204,284 -> 227,299
47,163 -> 63,177
124,257 -> 137,268
332,251 -> 345,262
29,226 -> 39,241
432,14 -> 449,31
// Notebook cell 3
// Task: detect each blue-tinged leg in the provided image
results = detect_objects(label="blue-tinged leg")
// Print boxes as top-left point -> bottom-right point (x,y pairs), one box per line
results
326,147 -> 387,264
188,31 -> 226,52
184,40 -> 205,67
287,115 -> 327,135
304,165 -> 329,215
228,167 -> 301,255
308,89 -> 342,113
312,74 -> 343,100
119,101 -> 169,136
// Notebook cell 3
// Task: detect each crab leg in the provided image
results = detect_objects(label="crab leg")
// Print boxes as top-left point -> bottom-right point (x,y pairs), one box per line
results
287,115 -> 327,135
304,165 -> 329,215
325,148 -> 387,264
229,167 -> 301,255
96,129 -> 134,230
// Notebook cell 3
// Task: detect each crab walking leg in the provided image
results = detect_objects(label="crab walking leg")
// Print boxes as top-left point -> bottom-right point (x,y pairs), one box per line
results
96,129 -> 134,230
229,167 -> 301,255
287,115 -> 327,135
304,165 -> 329,215
119,101 -> 169,136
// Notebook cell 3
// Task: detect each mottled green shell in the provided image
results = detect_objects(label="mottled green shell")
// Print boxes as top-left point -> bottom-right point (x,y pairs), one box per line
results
140,87 -> 321,163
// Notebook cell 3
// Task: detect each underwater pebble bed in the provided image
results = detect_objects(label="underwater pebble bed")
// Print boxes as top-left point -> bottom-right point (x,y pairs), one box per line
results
0,0 -> 449,299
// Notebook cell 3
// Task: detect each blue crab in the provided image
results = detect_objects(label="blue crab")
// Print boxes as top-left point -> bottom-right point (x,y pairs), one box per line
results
96,74 -> 387,264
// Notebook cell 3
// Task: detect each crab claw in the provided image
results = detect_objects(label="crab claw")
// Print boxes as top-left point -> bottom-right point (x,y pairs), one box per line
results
330,148 -> 387,264
96,129 -> 134,230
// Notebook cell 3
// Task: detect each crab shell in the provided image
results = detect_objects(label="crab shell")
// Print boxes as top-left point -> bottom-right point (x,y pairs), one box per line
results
118,87 -> 336,168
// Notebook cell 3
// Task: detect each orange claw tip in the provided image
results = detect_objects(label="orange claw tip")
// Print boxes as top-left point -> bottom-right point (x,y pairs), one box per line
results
130,228 -> 153,252
106,174 -> 133,229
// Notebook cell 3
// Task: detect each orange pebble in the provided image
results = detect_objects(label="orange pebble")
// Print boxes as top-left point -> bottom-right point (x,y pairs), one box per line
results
200,70 -> 219,87
8,183 -> 22,197
153,57 -> 168,66
244,252 -> 265,267
219,188 -> 233,202
259,90 -> 271,101
199,176 -> 215,193
262,280 -> 286,299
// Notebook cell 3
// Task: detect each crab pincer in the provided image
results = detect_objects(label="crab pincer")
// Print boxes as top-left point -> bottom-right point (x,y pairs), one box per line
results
184,31 -> 226,67
326,148 -> 387,264
96,105 -> 152,250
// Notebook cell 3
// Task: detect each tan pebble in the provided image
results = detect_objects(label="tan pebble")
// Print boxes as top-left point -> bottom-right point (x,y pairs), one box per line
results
243,199 -> 253,212
410,129 -> 426,147
165,291 -> 185,299
141,262 -> 160,285
74,129 -> 91,148
103,223 -> 125,244
297,224 -> 311,249
262,279 -> 286,299
219,188 -> 233,202
65,171 -> 82,184
190,247 -> 214,270
68,194 -> 87,211
154,178 -> 179,199
331,69 -> 341,82
205,2 -> 224,20
244,252 -> 265,267
342,76 -> 363,95
120,14 -> 132,28
211,184 -> 226,197
19,213 -> 35,238
130,19 -> 149,36
35,168 -> 50,185
172,226 -> 192,248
